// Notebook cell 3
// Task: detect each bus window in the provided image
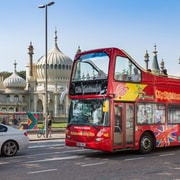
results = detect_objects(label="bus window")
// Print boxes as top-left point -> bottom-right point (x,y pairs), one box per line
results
137,103 -> 165,124
168,105 -> 180,124
114,56 -> 141,82
126,105 -> 133,128
126,104 -> 134,144
72,52 -> 109,81
68,99 -> 110,126
114,105 -> 122,132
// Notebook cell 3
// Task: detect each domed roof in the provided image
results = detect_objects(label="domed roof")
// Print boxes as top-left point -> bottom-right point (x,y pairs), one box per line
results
3,62 -> 26,89
36,31 -> 72,83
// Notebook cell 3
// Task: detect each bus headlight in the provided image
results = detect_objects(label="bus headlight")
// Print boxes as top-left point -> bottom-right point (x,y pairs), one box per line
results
96,137 -> 103,142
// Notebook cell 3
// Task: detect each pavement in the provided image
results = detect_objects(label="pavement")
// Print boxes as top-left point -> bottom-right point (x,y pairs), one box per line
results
27,129 -> 65,141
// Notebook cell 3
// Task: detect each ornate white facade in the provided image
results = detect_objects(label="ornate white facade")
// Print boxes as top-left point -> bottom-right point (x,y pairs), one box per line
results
0,31 -> 73,120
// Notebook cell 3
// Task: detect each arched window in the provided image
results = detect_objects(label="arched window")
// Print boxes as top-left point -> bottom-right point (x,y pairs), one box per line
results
1,107 -> 7,112
7,95 -> 10,102
8,107 -> 14,112
14,95 -> 19,103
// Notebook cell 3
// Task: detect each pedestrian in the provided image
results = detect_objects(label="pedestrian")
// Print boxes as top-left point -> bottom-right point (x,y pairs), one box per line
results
2,118 -> 6,125
47,115 -> 52,137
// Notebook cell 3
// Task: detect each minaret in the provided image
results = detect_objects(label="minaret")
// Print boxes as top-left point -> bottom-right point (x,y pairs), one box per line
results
160,59 -> 168,76
14,60 -> 17,73
144,50 -> 149,70
28,42 -> 34,77
54,28 -> 59,49
151,44 -> 160,74
76,46 -> 81,54
76,46 -> 81,79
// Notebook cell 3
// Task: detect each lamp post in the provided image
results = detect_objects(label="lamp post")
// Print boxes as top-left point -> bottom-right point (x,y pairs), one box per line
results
38,1 -> 55,138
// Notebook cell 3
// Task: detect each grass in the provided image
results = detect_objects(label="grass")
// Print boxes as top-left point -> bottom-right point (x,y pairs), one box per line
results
38,122 -> 67,128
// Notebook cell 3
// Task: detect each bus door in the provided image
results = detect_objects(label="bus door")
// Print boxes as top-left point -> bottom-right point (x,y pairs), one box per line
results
113,103 -> 134,149
125,103 -> 134,147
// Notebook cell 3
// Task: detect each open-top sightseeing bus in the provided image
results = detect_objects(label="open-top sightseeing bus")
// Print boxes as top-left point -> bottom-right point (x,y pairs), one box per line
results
65,47 -> 180,153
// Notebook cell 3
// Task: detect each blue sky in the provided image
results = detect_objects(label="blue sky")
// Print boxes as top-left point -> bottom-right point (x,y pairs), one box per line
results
0,0 -> 180,75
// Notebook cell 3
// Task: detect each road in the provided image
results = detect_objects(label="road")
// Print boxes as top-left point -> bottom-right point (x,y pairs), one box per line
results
1,140 -> 180,180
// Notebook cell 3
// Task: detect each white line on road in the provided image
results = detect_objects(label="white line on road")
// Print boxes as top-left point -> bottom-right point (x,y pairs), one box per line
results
124,157 -> 144,161
81,162 -> 106,167
26,155 -> 83,163
160,153 -> 175,157
28,144 -> 63,149
0,162 -> 9,165
27,169 -> 57,174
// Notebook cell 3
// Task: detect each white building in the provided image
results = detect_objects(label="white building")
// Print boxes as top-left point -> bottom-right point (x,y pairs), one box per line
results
0,31 -> 74,121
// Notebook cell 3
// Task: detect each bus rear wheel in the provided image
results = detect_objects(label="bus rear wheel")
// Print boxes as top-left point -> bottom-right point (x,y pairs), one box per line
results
139,132 -> 154,154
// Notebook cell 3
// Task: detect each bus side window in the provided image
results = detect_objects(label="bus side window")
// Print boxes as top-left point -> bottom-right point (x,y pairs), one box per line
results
114,56 -> 141,82
114,106 -> 122,132
168,105 -> 180,124
114,56 -> 129,81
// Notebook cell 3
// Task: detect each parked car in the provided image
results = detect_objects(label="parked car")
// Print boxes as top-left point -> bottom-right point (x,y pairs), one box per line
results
0,123 -> 29,157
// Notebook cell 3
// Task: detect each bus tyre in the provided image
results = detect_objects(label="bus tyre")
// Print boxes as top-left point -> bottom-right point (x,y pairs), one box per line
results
139,132 -> 154,154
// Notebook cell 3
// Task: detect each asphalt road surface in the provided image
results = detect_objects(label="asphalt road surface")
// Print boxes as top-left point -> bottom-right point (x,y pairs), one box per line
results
1,140 -> 180,180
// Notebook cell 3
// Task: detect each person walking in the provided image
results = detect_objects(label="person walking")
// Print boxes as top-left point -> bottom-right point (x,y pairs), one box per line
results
47,115 -> 52,137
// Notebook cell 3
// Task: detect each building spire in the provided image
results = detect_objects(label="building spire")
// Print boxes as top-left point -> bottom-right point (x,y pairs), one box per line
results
144,50 -> 149,70
76,46 -> 81,54
53,27 -> 61,51
54,27 -> 57,44
151,44 -> 160,74
14,60 -> 17,73
153,44 -> 158,56
28,41 -> 34,76
160,58 -> 168,76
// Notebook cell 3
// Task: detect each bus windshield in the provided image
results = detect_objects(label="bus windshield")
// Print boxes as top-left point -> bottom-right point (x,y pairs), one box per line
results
72,52 -> 109,81
68,99 -> 110,126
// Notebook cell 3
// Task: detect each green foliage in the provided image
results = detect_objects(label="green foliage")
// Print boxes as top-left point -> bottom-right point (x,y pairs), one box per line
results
38,122 -> 67,128
17,71 -> 26,79
0,71 -> 11,79
0,71 -> 26,80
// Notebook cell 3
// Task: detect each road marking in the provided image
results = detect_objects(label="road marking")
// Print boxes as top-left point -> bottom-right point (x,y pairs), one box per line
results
27,148 -> 88,157
170,167 -> 180,170
160,153 -> 175,157
26,155 -> 83,163
29,144 -> 63,149
124,157 -> 144,161
0,162 -> 9,165
81,162 -> 106,167
27,169 -> 57,174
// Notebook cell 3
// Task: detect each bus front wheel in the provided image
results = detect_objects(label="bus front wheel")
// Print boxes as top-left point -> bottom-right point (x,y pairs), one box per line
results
139,132 -> 154,154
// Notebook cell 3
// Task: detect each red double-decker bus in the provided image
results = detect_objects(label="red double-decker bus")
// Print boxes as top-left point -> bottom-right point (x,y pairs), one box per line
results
65,47 -> 180,153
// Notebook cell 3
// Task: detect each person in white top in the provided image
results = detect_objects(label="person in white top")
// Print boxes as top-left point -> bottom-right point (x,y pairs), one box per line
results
92,104 -> 102,124
131,68 -> 140,81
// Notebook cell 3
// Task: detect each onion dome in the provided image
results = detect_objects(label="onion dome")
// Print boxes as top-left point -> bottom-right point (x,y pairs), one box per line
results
3,61 -> 26,89
36,30 -> 72,83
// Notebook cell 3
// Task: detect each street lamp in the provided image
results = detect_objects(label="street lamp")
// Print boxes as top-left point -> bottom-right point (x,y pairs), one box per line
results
38,1 -> 55,138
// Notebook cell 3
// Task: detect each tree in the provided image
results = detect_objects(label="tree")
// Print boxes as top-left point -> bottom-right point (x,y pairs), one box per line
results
0,71 -> 11,79
0,71 -> 26,80
17,71 -> 26,79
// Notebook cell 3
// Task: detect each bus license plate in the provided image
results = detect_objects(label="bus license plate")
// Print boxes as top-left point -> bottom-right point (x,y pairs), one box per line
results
76,142 -> 86,147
